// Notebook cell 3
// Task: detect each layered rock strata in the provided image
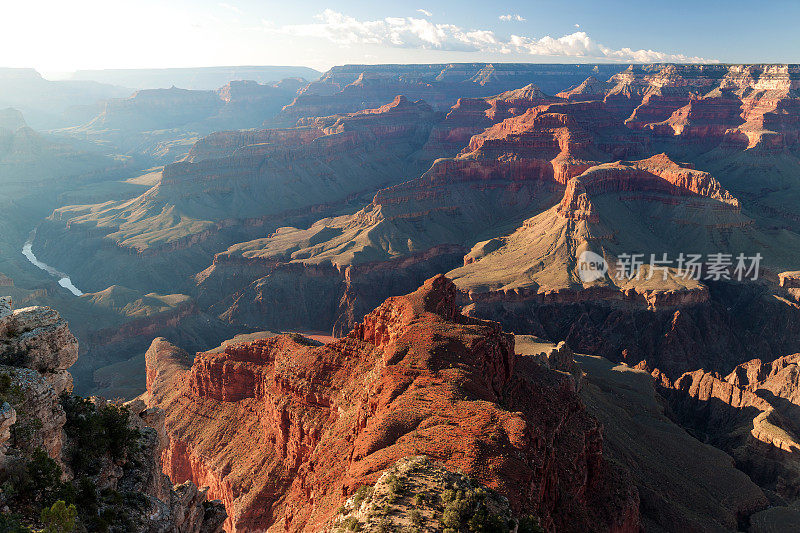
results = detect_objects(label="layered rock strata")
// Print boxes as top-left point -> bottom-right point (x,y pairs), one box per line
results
146,276 -> 641,532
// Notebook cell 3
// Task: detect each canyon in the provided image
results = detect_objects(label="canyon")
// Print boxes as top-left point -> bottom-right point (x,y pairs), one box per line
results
3,62 -> 800,531
20,62 -> 800,399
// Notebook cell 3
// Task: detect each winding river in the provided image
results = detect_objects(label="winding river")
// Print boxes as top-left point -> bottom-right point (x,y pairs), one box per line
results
21,231 -> 84,296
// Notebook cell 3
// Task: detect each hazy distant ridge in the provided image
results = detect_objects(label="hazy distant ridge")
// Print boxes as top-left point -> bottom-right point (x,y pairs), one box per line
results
68,65 -> 322,90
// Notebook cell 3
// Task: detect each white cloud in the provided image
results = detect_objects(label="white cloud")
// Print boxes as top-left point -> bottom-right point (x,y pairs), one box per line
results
218,2 -> 242,15
278,10 -> 714,63
499,14 -> 526,22
417,9 -> 432,17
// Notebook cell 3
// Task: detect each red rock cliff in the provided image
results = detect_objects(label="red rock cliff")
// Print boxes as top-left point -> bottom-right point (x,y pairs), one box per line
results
146,276 -> 640,532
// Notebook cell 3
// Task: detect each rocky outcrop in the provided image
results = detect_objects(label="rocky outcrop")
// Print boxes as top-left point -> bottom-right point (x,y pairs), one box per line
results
148,276 -> 640,532
780,271 -> 800,289
0,297 -> 76,461
538,342 -> 773,531
556,76 -> 614,102
0,298 -> 78,394
0,297 -> 227,532
3,366 -> 66,461
781,272 -> 800,302
556,154 -> 740,222
653,353 -> 800,504
325,456 -> 533,532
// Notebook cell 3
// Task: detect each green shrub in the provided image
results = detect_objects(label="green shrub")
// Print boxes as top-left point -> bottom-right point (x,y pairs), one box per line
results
26,449 -> 67,506
340,516 -> 361,531
385,473 -> 403,496
516,515 -> 544,533
439,487 -> 509,533
352,485 -> 374,506
0,373 -> 12,394
0,513 -> 31,532
41,500 -> 77,533
61,395 -> 139,474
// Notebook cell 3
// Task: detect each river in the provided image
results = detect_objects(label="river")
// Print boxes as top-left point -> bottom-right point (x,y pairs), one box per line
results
21,232 -> 84,296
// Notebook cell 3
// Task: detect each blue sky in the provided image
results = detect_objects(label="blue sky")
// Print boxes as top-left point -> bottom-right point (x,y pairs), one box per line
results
1,0 -> 797,75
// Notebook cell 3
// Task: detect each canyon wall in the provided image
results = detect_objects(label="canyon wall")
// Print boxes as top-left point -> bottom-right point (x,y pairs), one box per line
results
147,276 -> 640,532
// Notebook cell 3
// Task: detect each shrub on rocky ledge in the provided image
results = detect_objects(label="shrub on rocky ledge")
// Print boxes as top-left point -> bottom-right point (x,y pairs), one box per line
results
60,395 -> 139,475
327,457 -> 544,533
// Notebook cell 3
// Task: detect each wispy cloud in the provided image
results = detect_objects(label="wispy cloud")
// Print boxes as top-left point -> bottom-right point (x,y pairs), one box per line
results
417,8 -> 432,17
278,10 -> 714,63
499,14 -> 526,22
218,2 -> 242,15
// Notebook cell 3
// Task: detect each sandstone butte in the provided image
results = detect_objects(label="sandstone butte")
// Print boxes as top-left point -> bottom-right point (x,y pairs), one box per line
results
145,275 -> 641,532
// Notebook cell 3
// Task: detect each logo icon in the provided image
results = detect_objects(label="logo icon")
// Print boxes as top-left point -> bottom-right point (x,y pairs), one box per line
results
577,251 -> 608,282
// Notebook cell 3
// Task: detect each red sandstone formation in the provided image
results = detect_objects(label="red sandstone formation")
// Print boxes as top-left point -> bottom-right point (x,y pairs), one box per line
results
649,92 -> 745,141
147,276 -> 640,532
601,64 -> 723,120
483,83 -> 555,122
462,100 -> 641,184
419,83 -> 554,159
597,64 -> 800,150
556,76 -> 613,102
556,153 -> 740,222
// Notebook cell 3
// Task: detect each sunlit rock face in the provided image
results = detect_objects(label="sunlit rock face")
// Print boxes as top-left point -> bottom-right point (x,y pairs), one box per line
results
147,276 -> 640,533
